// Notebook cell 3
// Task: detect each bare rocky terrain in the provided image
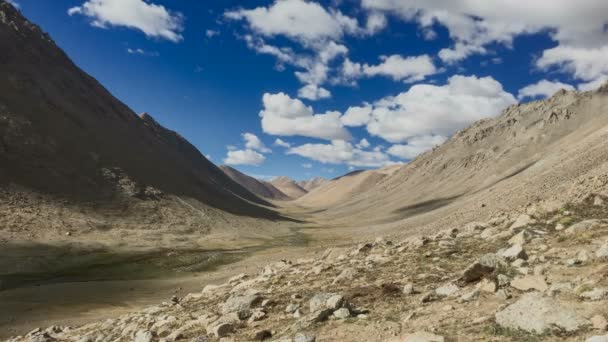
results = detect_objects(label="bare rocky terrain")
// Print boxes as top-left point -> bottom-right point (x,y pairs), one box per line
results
2,1 -> 608,341
8,195 -> 608,341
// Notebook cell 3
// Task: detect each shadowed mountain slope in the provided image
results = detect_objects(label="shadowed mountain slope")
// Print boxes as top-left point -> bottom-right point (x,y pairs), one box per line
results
0,2 -> 281,220
220,165 -> 291,201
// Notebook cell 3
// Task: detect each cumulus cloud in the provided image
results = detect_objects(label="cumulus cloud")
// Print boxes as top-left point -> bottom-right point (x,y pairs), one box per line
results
225,0 -> 357,44
273,138 -> 291,148
362,0 -> 608,67
537,45 -> 608,84
242,132 -> 271,153
298,84 -> 331,100
387,135 -> 447,160
260,92 -> 351,140
68,0 -> 184,42
366,75 -> 517,143
341,55 -> 437,83
578,76 -> 608,91
356,138 -> 371,149
517,79 -> 574,100
223,149 -> 266,166
287,140 -> 394,167
341,104 -> 373,127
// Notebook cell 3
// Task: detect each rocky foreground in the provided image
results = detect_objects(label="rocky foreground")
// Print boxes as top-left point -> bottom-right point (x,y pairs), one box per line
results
8,195 -> 608,342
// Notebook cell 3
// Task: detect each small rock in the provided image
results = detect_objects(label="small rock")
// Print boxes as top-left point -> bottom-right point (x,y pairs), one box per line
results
307,308 -> 333,323
510,275 -> 549,292
511,258 -> 528,267
333,308 -> 350,319
135,330 -> 154,342
222,294 -> 262,314
248,309 -> 266,322
209,323 -> 234,338
591,315 -> 608,331
459,288 -> 480,302
294,333 -> 316,342
254,330 -> 272,341
403,283 -> 415,295
580,288 -> 608,301
460,254 -> 507,283
501,244 -> 528,261
478,278 -> 497,293
565,220 -> 601,235
596,244 -> 608,259
594,196 -> 605,206
435,283 -> 459,297
326,294 -> 344,310
285,303 -> 300,313
510,214 -> 535,231
332,267 -> 357,285
509,230 -> 532,245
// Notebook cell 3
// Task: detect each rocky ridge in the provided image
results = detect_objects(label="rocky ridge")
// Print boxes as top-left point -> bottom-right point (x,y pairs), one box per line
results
9,194 -> 608,341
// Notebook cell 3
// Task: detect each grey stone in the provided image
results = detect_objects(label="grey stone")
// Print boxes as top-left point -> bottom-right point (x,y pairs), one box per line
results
565,220 -> 601,234
222,294 -> 262,314
495,293 -> 586,333
501,244 -> 528,261
587,336 -> 608,342
333,308 -> 350,319
294,333 -> 316,342
134,331 -> 154,342
435,283 -> 459,297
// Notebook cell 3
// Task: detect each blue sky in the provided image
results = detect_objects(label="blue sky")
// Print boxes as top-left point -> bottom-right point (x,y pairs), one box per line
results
11,0 -> 608,180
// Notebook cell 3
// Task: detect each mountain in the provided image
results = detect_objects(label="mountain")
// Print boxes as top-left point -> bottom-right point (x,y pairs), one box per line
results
306,86 -> 608,232
270,176 -> 308,199
0,2 -> 283,225
219,165 -> 290,201
297,177 -> 328,192
296,166 -> 400,208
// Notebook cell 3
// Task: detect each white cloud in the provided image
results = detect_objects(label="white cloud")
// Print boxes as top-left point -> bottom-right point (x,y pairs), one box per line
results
341,54 -> 437,83
387,135 -> 447,160
341,104 -> 373,127
298,84 -> 331,100
273,138 -> 291,148
356,138 -> 370,149
287,140 -> 394,167
362,0 -> 608,67
537,45 -> 608,83
364,55 -> 437,82
517,79 -> 574,100
242,132 -> 271,153
366,75 -> 517,142
68,0 -> 184,42
302,163 -> 313,168
225,0 -> 357,44
126,48 -> 159,56
260,92 -> 351,140
206,29 -> 219,38
578,76 -> 608,91
365,12 -> 387,35
224,149 -> 266,166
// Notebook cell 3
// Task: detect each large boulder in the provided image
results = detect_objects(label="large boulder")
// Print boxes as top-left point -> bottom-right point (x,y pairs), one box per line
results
495,293 -> 587,333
